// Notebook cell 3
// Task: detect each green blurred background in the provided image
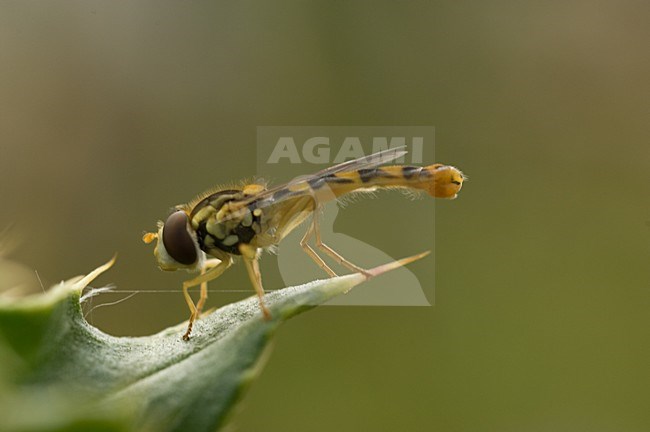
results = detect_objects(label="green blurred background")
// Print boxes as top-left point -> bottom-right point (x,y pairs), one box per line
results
1,1 -> 649,431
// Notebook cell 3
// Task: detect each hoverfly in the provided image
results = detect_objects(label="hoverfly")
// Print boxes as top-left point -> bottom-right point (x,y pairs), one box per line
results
143,147 -> 464,340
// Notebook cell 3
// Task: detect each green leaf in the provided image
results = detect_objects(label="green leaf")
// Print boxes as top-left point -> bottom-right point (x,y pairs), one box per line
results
0,253 -> 426,432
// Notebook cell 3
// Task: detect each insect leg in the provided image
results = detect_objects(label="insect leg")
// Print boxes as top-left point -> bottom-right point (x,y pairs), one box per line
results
240,244 -> 271,320
196,258 -> 222,317
300,209 -> 338,277
312,214 -> 372,277
181,258 -> 232,341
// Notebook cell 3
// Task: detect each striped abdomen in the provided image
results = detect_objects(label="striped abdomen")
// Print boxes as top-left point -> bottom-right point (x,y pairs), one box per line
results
310,164 -> 465,201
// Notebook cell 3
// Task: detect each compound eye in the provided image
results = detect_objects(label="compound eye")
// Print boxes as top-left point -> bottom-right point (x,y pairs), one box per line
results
162,211 -> 197,265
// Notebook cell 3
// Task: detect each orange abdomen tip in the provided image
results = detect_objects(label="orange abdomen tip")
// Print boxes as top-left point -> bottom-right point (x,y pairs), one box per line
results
426,164 -> 465,199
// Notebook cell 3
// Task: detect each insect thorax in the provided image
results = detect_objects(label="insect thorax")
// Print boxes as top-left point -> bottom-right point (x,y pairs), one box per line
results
189,190 -> 264,255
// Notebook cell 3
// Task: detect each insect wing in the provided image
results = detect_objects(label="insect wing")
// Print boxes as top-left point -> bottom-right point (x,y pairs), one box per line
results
239,146 -> 409,213
309,146 -> 407,178
214,147 -> 408,228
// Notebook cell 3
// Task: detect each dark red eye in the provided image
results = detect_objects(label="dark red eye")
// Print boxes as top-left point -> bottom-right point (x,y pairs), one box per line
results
162,211 -> 197,265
